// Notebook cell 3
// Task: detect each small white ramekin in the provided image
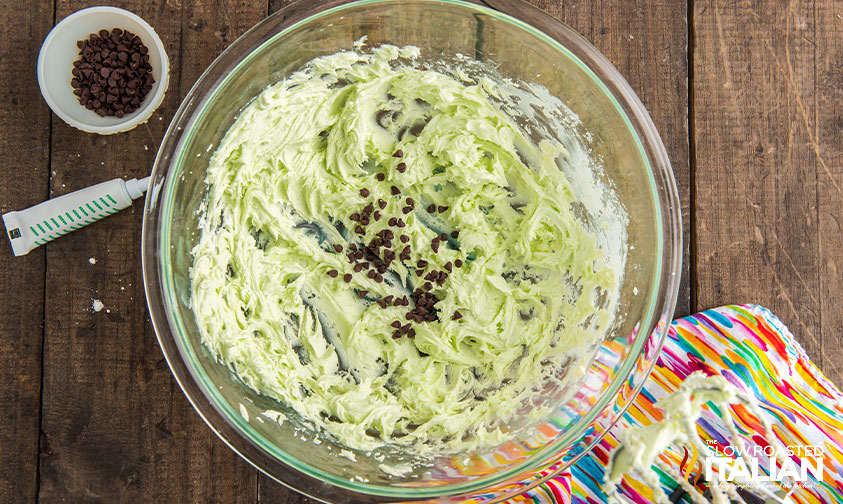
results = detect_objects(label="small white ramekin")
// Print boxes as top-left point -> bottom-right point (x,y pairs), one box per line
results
37,6 -> 169,135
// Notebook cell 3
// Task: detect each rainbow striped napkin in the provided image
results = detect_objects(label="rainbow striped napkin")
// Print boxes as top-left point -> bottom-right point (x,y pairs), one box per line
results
517,305 -> 843,504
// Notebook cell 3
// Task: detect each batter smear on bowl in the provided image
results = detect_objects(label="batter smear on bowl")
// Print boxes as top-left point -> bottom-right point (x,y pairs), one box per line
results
190,45 -> 622,455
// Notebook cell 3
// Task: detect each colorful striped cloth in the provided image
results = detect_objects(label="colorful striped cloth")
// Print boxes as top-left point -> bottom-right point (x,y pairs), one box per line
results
517,305 -> 843,504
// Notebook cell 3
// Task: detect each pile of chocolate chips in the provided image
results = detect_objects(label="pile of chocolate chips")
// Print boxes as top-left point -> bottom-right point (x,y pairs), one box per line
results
70,28 -> 155,118
325,149 -> 466,340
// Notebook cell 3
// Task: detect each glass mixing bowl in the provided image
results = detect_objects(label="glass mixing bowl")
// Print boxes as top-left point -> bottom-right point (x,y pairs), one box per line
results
142,0 -> 681,501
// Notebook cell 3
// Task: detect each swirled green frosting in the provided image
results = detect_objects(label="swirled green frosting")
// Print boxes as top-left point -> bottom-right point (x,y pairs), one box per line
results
190,45 -> 616,454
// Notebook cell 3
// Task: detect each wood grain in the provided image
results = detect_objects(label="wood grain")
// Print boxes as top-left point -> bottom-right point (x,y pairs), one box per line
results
0,1 -> 54,503
535,0 -> 692,317
38,0 -> 185,500
37,1 -> 264,503
814,2 -> 843,387
691,0 -> 841,385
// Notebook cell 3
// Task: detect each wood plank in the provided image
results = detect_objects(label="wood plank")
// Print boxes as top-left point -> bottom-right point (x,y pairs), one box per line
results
692,1 -> 827,379
0,1 -> 54,503
37,1 -> 263,502
814,3 -> 843,386
535,0 -> 692,317
38,0 -> 186,501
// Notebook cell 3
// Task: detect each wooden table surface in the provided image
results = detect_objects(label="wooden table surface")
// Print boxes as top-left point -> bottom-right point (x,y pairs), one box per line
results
1,0 -> 841,502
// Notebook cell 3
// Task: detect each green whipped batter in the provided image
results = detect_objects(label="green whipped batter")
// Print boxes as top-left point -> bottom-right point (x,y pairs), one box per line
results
190,45 -> 617,454
604,372 -> 789,504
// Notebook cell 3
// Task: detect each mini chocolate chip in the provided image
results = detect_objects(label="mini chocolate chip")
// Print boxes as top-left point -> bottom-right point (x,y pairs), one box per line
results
416,269 -> 424,276
451,230 -> 459,239
391,320 -> 402,328
400,235 -> 409,243
424,282 -> 432,291
375,273 -> 383,283
353,263 -> 363,272
374,211 -> 381,221
455,259 -> 463,267
377,299 -> 387,308
350,212 -> 360,221
360,188 -> 370,197
405,312 -> 414,320
376,173 -> 385,181
333,244 -> 343,252
438,205 -> 448,213
392,149 -> 403,157
367,270 -> 376,279
427,203 -> 436,213
378,264 -> 387,274
355,225 -> 365,234
327,269 -> 338,278
445,262 -> 453,272
388,217 -> 397,226
358,290 -> 368,299
343,274 -> 352,283
396,219 -> 406,228
407,328 -> 416,338
452,311 -> 463,320
439,233 -> 448,241
391,186 -> 401,195
402,206 -> 412,214
392,331 -> 402,339
396,162 -> 407,173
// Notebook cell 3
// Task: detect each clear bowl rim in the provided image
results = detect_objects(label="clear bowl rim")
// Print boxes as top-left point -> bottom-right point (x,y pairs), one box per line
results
141,0 -> 682,501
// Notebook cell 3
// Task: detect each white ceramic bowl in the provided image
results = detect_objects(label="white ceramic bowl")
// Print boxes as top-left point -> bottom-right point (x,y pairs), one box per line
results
37,6 -> 169,135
